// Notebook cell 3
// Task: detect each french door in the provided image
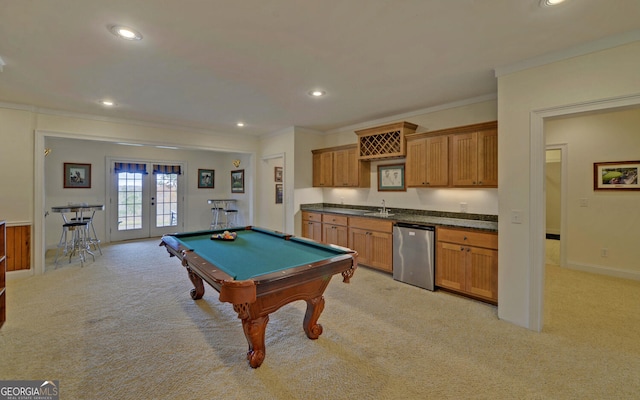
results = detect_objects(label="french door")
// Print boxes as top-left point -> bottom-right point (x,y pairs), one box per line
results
109,161 -> 184,242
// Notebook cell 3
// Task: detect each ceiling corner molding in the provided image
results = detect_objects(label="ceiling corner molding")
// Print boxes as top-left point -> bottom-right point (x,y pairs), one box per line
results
326,93 -> 497,135
495,29 -> 640,78
28,105 -> 256,140
0,101 -> 37,112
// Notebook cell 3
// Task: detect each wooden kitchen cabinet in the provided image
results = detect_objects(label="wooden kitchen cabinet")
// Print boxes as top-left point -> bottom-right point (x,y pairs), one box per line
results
451,124 -> 497,187
404,121 -> 497,189
322,214 -> 349,248
312,151 -> 334,187
405,134 -> 449,187
436,226 -> 498,304
301,211 -> 323,242
313,144 -> 370,188
348,217 -> 393,273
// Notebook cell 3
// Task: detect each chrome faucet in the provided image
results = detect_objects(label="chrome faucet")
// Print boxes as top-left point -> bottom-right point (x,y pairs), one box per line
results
381,199 -> 387,215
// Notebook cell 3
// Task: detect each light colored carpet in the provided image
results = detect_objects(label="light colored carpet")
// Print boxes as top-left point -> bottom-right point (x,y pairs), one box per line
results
1,239 -> 638,399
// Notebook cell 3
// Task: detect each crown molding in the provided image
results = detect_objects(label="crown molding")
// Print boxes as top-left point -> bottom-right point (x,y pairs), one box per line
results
495,30 -> 640,78
0,101 -> 259,140
325,93 -> 497,135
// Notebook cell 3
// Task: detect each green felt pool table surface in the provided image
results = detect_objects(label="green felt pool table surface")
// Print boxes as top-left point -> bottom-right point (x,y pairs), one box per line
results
170,227 -> 352,281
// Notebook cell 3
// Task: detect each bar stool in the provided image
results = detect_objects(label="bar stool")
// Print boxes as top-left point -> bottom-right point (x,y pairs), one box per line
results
224,209 -> 238,227
54,221 -> 94,267
71,212 -> 102,255
210,207 -> 224,229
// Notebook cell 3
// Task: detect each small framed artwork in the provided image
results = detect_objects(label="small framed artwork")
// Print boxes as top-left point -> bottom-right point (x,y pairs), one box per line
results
594,161 -> 640,191
274,166 -> 283,182
275,184 -> 283,204
231,169 -> 245,193
378,164 -> 406,191
64,163 -> 91,188
198,169 -> 215,188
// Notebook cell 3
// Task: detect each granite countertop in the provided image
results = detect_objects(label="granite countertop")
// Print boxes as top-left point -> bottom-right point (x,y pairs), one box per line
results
301,203 -> 498,232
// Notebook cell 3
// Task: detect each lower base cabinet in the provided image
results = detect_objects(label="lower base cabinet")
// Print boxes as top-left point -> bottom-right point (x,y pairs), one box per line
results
347,217 -> 393,273
301,212 -> 323,242
436,227 -> 498,304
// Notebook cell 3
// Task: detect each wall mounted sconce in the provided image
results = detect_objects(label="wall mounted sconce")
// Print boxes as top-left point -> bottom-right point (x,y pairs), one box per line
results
233,160 -> 241,168
44,148 -> 52,157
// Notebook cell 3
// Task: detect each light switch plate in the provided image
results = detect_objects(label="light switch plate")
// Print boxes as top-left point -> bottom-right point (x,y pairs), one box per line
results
511,210 -> 523,224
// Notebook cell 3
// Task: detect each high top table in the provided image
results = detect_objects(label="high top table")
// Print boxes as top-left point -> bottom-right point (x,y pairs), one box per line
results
51,204 -> 104,264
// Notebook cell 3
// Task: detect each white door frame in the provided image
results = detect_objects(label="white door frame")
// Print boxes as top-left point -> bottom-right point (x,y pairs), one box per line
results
528,93 -> 640,331
544,143 -> 568,268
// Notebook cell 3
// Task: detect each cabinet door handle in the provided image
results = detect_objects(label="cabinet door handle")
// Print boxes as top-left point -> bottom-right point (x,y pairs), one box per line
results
460,246 -> 464,251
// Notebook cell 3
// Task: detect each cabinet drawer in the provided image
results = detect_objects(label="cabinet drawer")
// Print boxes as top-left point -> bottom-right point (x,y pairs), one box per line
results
322,214 -> 348,226
437,227 -> 497,249
302,211 -> 322,222
348,217 -> 393,233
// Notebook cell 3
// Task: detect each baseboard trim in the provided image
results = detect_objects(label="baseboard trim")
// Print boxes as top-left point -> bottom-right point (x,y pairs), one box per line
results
565,261 -> 640,281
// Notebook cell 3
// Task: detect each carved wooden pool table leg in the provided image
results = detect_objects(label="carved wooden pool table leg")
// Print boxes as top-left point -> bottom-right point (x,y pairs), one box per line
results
237,309 -> 269,368
303,295 -> 325,339
186,267 -> 205,300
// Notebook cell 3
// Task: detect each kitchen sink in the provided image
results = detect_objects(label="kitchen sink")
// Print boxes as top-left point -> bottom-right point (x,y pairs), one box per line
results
364,212 -> 394,217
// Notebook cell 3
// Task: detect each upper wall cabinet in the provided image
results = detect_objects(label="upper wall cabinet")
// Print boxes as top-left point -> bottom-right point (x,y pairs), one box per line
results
312,144 -> 370,188
356,121 -> 418,161
405,121 -> 497,188
405,134 -> 449,187
451,122 -> 497,187
312,150 -> 334,187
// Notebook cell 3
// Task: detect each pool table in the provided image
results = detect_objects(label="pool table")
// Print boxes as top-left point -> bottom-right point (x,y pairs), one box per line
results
160,226 -> 357,368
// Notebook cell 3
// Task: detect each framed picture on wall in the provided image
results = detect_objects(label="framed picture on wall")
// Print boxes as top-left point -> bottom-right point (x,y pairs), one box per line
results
231,169 -> 245,193
377,164 -> 405,191
274,166 -> 283,182
275,184 -> 283,204
198,169 -> 215,188
64,163 -> 91,188
593,161 -> 640,190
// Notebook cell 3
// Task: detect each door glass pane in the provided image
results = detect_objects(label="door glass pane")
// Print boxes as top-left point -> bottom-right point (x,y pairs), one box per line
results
117,172 -> 143,230
156,173 -> 178,227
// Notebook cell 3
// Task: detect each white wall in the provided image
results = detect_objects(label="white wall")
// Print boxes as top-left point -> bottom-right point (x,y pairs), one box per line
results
545,108 -> 640,276
497,40 -> 640,330
256,156 -> 285,232
43,136 -> 251,249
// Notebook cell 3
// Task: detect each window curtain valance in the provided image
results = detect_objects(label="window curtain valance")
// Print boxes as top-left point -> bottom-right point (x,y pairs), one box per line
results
114,162 -> 148,174
153,164 -> 182,175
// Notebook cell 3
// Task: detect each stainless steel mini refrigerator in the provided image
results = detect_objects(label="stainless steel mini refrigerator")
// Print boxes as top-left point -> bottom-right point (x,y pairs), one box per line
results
392,223 -> 435,291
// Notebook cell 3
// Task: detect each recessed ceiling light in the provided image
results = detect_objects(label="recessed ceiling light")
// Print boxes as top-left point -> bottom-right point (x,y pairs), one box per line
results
308,90 -> 326,97
540,0 -> 567,7
236,122 -> 245,127
108,24 -> 143,41
99,99 -> 115,107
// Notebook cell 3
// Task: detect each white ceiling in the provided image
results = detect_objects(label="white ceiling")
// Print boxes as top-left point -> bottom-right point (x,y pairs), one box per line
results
1,0 -> 639,137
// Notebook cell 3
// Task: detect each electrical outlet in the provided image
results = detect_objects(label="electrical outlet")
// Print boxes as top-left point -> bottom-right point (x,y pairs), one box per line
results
579,198 -> 589,207
601,248 -> 608,257
460,202 -> 468,213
